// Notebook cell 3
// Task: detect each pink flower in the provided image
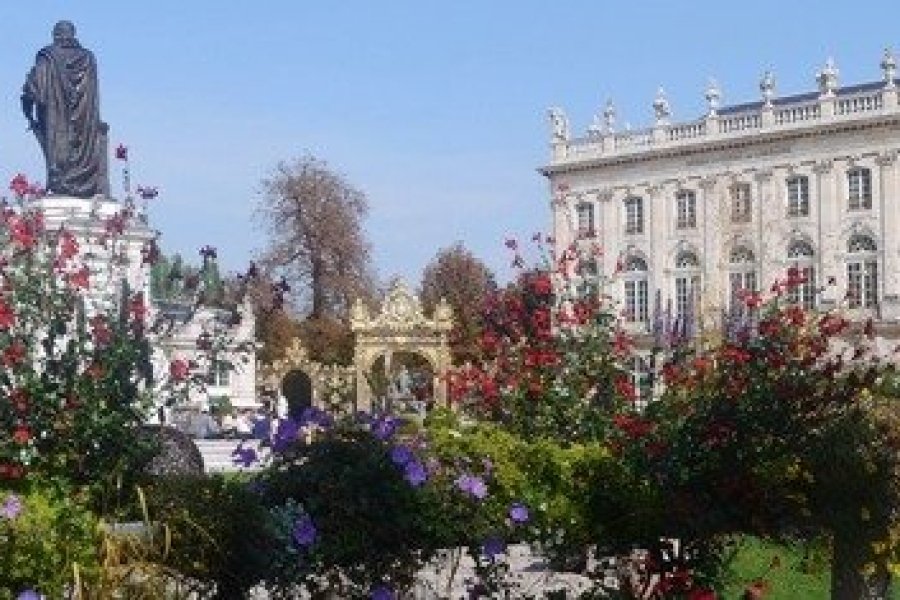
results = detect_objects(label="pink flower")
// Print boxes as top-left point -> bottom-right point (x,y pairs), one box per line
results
169,359 -> 190,382
9,174 -> 29,197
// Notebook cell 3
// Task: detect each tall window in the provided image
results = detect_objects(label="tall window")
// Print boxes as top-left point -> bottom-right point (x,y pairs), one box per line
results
847,234 -> 878,308
848,168 -> 873,210
786,240 -> 816,310
674,250 -> 701,320
728,246 -> 757,311
675,190 -> 697,229
731,183 -> 752,223
576,258 -> 599,299
624,197 -> 644,234
207,359 -> 231,387
575,202 -> 595,238
786,176 -> 810,217
630,355 -> 654,410
623,256 -> 649,323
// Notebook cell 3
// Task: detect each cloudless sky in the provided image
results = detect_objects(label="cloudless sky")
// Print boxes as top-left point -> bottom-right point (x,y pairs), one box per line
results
1,1 -> 897,292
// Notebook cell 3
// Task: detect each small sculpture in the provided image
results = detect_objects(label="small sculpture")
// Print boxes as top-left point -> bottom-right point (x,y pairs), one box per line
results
882,48 -> 897,88
817,57 -> 839,97
548,107 -> 570,142
760,71 -> 776,106
705,79 -> 721,116
653,87 -> 671,123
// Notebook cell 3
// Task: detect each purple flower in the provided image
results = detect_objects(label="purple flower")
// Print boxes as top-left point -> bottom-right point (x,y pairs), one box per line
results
231,444 -> 258,468
370,584 -> 395,600
272,418 -> 300,453
371,415 -> 400,440
390,444 -> 413,466
404,460 -> 428,487
292,514 -> 317,549
509,502 -> 530,524
1,494 -> 23,520
300,407 -> 333,428
456,474 -> 488,500
482,536 -> 506,559
17,591 -> 41,600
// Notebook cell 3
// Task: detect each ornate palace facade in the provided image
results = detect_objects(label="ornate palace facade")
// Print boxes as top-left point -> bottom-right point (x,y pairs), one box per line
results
542,53 -> 900,345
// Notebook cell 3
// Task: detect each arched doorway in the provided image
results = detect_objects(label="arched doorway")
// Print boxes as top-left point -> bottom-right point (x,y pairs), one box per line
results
368,350 -> 435,416
281,369 -> 313,419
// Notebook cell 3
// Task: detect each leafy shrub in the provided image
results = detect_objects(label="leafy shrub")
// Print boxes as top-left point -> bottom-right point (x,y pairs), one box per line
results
138,474 -> 274,599
0,485 -> 100,599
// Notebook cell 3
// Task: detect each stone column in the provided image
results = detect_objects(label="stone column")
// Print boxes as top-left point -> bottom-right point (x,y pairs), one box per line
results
597,188 -> 616,286
551,186 -> 573,265
648,183 -> 665,300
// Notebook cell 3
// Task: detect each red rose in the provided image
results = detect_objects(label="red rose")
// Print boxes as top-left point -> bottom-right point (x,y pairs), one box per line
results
169,358 -> 191,382
13,425 -> 31,444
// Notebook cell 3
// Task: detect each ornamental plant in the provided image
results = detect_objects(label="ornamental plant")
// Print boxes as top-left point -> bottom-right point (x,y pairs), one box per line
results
607,270 -> 900,599
448,236 -> 630,443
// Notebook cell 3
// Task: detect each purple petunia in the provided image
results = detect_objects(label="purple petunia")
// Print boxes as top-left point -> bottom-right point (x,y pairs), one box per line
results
16,590 -> 41,600
456,474 -> 488,500
482,536 -> 506,559
404,460 -> 428,487
509,502 -> 530,524
292,514 -> 317,549
370,584 -> 395,600
272,418 -> 300,453
1,494 -> 23,521
371,415 -> 400,440
299,407 -> 333,428
390,444 -> 413,466
231,444 -> 258,468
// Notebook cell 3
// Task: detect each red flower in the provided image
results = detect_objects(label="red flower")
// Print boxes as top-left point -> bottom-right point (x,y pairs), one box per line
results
115,143 -> 129,161
530,274 -> 552,296
2,340 -> 27,367
13,425 -> 31,445
86,362 -> 105,380
9,216 -> 37,249
687,588 -> 717,600
59,230 -> 79,261
90,315 -> 112,346
613,330 -> 633,357
0,462 -> 24,480
67,265 -> 90,289
169,358 -> 191,382
129,293 -> 147,322
9,173 -> 30,197
10,388 -> 29,413
0,299 -> 16,329
614,376 -> 637,402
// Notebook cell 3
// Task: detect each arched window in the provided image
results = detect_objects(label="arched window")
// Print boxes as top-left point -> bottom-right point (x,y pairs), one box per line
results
623,255 -> 649,323
848,168 -> 873,210
675,191 -> 697,229
730,183 -> 752,223
786,240 -> 816,309
728,245 -> 757,310
575,202 -> 596,238
847,234 -> 878,308
624,197 -> 644,234
674,250 -> 701,320
786,175 -> 810,217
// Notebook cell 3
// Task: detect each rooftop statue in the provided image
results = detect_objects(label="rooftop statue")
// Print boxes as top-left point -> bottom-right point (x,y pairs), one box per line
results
22,20 -> 109,198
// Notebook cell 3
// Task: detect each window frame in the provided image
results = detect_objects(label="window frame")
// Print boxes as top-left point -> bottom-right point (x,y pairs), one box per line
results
675,190 -> 697,230
846,234 -> 878,308
848,167 -> 873,211
624,197 -> 644,235
786,175 -> 810,218
730,183 -> 753,224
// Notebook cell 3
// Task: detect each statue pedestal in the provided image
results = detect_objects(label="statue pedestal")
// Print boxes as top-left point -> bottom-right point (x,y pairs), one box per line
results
33,195 -> 155,307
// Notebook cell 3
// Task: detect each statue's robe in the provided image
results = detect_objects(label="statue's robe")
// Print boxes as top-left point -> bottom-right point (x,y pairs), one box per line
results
23,42 -> 108,198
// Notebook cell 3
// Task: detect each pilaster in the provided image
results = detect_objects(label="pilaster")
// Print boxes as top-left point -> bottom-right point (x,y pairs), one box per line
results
877,150 -> 900,317
699,175 -> 722,320
754,169 -> 774,288
814,159 -> 838,307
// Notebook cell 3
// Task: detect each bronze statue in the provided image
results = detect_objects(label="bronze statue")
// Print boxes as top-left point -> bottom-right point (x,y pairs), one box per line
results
22,21 -> 109,198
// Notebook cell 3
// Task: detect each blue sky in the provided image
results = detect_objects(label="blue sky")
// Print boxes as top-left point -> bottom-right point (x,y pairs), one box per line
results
1,1 -> 897,289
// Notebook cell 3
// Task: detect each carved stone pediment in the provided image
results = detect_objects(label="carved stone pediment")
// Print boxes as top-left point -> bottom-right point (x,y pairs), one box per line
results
352,280 -> 452,333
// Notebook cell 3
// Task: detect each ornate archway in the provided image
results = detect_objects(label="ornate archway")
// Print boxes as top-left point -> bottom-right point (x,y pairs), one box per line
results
258,339 -> 355,414
350,280 -> 453,412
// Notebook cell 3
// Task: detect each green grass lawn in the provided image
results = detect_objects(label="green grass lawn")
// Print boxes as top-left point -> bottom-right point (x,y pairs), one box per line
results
723,537 -> 900,599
